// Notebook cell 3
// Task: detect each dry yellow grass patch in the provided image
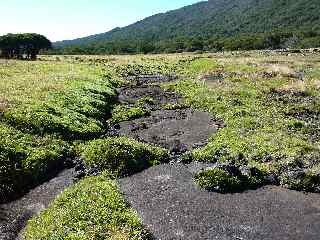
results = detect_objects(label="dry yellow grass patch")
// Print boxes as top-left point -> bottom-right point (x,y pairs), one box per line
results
200,71 -> 225,89
279,79 -> 307,92
264,64 -> 296,77
109,230 -> 132,240
313,80 -> 320,89
0,59 -> 8,65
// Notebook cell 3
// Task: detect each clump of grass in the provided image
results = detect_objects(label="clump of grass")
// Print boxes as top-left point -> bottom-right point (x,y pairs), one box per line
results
137,96 -> 154,106
81,137 -> 169,177
23,174 -> 149,240
108,105 -> 148,125
194,165 -> 269,193
162,103 -> 189,110
0,60 -> 121,199
187,58 -> 219,75
4,78 -> 116,140
113,59 -> 184,77
280,170 -> 320,192
0,61 -> 104,106
194,169 -> 242,193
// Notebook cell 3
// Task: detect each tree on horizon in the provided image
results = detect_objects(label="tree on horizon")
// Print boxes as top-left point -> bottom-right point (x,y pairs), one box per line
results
0,33 -> 51,60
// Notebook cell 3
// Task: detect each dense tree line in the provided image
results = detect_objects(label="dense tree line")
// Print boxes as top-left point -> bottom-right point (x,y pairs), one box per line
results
0,33 -> 51,60
48,30 -> 320,55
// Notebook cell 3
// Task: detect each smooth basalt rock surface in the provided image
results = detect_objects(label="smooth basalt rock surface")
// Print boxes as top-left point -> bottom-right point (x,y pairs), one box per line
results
119,163 -> 320,240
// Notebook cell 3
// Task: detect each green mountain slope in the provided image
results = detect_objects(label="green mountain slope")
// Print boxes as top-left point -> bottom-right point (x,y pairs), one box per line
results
53,0 -> 320,53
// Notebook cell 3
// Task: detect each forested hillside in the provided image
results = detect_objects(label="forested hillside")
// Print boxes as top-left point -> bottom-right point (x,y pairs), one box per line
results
52,0 -> 320,54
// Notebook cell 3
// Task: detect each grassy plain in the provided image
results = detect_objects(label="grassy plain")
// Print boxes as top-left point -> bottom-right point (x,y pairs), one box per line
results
1,51 -> 319,238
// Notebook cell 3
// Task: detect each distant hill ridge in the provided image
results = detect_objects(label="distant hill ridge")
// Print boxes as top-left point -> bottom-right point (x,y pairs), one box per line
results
53,0 -> 320,54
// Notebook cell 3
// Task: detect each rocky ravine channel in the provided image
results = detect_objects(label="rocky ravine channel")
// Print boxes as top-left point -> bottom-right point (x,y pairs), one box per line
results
114,75 -> 320,240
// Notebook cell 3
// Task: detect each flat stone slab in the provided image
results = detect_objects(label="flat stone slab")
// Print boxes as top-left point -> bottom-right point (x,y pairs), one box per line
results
0,168 -> 75,240
118,109 -> 223,151
118,85 -> 182,107
118,163 -> 320,240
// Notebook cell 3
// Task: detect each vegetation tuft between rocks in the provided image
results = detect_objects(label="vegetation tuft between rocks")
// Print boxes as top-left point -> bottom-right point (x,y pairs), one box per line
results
81,137 -> 169,178
23,174 -> 150,240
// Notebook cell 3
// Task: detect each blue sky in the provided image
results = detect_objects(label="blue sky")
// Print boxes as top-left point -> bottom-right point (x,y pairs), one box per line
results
0,0 -> 203,42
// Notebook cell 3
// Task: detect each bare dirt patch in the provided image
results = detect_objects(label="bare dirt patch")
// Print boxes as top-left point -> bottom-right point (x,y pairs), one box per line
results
0,98 -> 9,113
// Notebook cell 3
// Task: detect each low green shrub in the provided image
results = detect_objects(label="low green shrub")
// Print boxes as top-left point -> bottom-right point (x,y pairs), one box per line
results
137,96 -> 154,106
24,174 -> 149,240
194,169 -> 242,193
108,105 -> 148,124
81,137 -> 169,177
194,164 -> 271,193
287,119 -> 305,130
0,123 -> 69,202
280,170 -> 320,192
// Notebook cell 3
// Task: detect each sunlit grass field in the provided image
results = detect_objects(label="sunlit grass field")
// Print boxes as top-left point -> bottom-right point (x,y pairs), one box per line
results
0,60 -> 103,108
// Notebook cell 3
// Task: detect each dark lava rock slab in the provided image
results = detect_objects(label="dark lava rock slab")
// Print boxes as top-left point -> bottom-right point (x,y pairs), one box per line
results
126,75 -> 177,86
118,163 -> 320,240
0,168 -> 75,240
118,85 -> 182,108
117,109 -> 223,151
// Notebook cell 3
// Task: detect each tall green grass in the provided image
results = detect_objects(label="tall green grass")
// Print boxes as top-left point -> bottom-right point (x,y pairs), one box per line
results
0,60 -> 117,201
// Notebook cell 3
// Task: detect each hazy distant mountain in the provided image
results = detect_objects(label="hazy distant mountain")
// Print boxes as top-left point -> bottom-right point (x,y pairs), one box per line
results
53,0 -> 320,53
